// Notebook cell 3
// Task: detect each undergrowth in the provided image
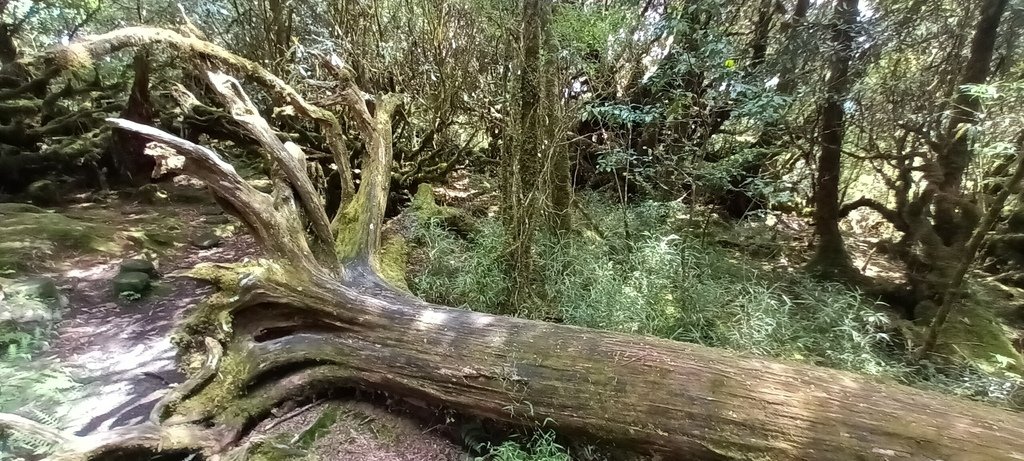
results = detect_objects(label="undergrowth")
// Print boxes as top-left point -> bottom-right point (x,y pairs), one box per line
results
0,325 -> 79,459
408,194 -> 1020,404
475,431 -> 571,461
410,196 -> 901,376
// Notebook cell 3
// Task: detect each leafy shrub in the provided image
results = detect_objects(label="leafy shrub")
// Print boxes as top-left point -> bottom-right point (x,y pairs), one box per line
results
410,218 -> 509,313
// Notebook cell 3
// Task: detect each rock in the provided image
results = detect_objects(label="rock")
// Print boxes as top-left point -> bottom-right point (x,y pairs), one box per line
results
5,277 -> 59,299
120,258 -> 158,277
199,207 -> 224,216
203,215 -> 231,225
26,179 -> 61,206
144,230 -> 177,245
113,271 -> 151,294
190,230 -> 222,249
137,183 -> 170,205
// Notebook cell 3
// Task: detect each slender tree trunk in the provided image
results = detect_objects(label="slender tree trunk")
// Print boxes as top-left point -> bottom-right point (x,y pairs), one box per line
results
0,23 -> 17,64
932,0 -> 1010,245
266,0 -> 292,72
774,0 -> 810,96
807,0 -> 858,278
916,137 -> 1024,359
503,0 -> 547,312
912,0 -> 1010,355
748,0 -> 776,70
541,0 -> 571,234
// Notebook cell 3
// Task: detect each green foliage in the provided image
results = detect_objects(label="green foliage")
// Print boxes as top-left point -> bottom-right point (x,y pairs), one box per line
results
0,325 -> 79,459
410,195 -> 902,376
475,431 -> 570,461
410,217 -> 509,313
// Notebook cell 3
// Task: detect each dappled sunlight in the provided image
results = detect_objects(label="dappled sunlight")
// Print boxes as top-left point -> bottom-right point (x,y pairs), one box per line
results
414,309 -> 449,330
64,261 -> 118,280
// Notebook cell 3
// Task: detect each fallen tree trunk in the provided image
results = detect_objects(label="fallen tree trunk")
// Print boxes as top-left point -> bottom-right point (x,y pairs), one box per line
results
191,268 -> 1024,461
4,26 -> 1024,461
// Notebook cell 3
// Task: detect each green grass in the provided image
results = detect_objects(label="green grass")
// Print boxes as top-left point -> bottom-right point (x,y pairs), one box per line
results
410,196 -> 902,377
475,431 -> 570,461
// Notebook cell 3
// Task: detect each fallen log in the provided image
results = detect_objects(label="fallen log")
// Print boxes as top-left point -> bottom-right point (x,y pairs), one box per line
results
3,26 -> 1023,461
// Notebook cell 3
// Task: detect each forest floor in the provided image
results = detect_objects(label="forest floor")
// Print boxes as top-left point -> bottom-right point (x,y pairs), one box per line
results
0,192 -> 468,460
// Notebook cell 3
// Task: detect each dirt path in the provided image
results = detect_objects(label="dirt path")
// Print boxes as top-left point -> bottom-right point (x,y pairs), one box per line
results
48,213 -> 257,435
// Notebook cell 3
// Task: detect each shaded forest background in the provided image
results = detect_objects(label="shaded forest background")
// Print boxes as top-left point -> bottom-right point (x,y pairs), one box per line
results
3,0 -> 1024,459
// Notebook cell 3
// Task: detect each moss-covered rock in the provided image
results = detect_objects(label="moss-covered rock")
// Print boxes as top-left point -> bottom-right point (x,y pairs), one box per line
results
113,271 -> 152,294
137,183 -> 170,205
203,215 -> 231,225
0,202 -> 46,214
0,206 -> 118,272
143,229 -> 178,246
26,180 -> 61,206
120,258 -> 158,277
6,277 -> 59,299
248,179 -> 274,193
191,230 -> 222,249
927,298 -> 1024,374
0,295 -> 53,324
377,235 -> 409,291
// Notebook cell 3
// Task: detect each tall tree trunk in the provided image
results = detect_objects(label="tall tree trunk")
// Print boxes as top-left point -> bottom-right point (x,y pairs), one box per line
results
807,0 -> 858,278
12,26 -> 1024,461
108,49 -> 157,186
266,0 -> 292,72
541,0 -> 571,234
503,0 -> 548,312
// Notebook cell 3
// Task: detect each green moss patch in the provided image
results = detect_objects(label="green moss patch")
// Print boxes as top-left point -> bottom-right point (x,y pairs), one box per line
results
937,295 -> 1024,375
0,204 -> 118,272
377,235 -> 409,291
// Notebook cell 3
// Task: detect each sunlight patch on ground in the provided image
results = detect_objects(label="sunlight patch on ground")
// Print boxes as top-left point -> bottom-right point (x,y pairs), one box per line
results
64,261 -> 117,280
58,334 -> 176,433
